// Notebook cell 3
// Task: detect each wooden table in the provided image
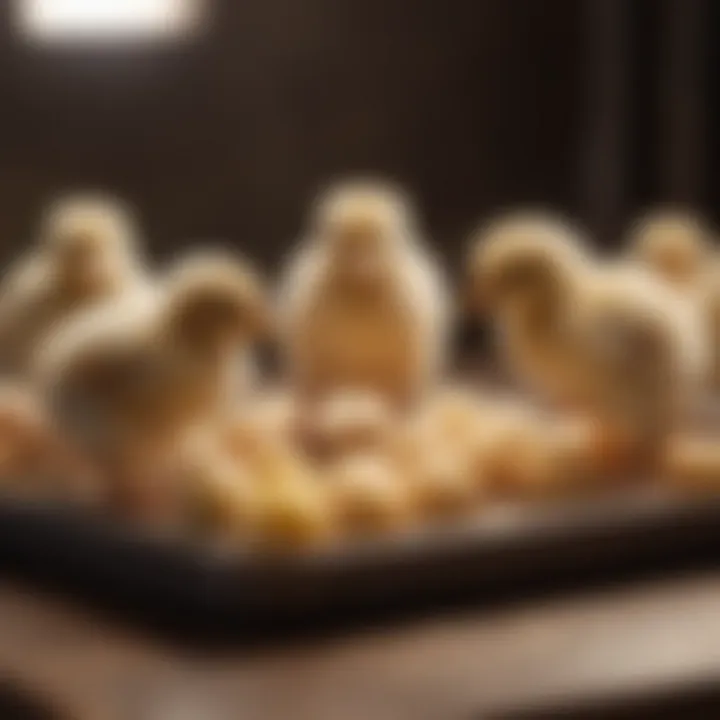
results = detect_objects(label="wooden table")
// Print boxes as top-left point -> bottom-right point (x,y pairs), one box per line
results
1,571 -> 720,720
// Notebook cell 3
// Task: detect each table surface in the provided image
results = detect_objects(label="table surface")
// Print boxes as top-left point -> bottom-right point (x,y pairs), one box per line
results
1,571 -> 720,720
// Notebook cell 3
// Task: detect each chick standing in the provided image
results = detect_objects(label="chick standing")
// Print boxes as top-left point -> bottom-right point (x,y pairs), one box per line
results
35,250 -> 269,518
466,212 -> 594,410
466,212 -> 708,472
0,194 -> 150,378
278,180 -> 450,409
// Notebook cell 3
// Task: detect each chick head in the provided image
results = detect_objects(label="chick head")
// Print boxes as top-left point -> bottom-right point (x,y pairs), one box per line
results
629,210 -> 711,288
466,211 -> 589,322
163,250 -> 269,354
39,193 -> 140,293
311,179 -> 416,289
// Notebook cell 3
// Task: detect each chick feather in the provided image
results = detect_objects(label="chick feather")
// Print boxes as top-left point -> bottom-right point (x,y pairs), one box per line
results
278,180 -> 450,408
0,194 -> 151,378
35,250 -> 268,510
467,212 -> 708,462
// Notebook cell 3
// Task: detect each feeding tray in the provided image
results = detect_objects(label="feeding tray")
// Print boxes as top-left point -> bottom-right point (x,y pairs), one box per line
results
0,485 -> 719,640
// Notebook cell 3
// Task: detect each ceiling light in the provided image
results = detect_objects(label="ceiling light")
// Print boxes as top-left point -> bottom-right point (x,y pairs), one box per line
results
17,0 -> 204,44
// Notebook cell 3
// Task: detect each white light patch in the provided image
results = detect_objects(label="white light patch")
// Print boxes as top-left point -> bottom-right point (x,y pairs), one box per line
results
18,0 -> 204,43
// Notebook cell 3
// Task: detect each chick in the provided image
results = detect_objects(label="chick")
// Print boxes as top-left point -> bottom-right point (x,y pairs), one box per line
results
466,212 -> 708,473
278,179 -> 450,409
0,193 -> 150,378
466,211 -> 594,410
628,210 -> 712,292
574,265 -> 708,470
36,250 -> 269,518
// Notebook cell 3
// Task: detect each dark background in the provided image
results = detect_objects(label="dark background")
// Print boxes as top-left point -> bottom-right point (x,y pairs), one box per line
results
0,0 -> 712,272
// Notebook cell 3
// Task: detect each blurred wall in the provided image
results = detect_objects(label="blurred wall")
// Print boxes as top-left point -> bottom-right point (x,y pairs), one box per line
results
0,0 -> 710,270
0,0 -> 583,270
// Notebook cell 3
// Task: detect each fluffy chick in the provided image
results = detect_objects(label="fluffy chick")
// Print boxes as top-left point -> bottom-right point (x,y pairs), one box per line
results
467,213 -> 708,471
466,211 -> 594,409
0,193 -> 150,377
628,210 -> 712,292
36,250 -> 268,517
278,179 -> 450,409
575,265 -> 708,457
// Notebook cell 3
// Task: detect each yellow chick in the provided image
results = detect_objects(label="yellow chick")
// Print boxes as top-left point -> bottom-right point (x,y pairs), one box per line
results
0,193 -> 150,378
35,250 -> 269,517
278,179 -> 451,409
466,213 -> 708,473
466,211 -> 594,410
574,264 -> 708,470
628,210 -> 712,292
